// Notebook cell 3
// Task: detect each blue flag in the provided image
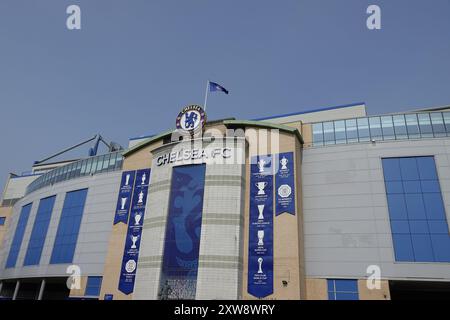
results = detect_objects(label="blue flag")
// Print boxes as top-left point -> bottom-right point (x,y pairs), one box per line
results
209,81 -> 229,94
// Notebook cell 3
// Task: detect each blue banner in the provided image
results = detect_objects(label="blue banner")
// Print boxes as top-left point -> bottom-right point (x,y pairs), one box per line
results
275,152 -> 296,216
113,171 -> 136,225
248,155 -> 274,298
159,164 -> 206,300
118,168 -> 151,295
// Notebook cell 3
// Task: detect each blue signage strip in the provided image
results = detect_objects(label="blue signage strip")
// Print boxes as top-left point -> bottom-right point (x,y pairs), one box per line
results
275,152 -> 296,216
248,155 -> 274,298
118,168 -> 151,295
113,171 -> 136,225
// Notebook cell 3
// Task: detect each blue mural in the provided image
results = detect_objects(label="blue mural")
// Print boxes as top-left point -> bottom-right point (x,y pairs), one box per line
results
159,164 -> 206,300
248,155 -> 274,298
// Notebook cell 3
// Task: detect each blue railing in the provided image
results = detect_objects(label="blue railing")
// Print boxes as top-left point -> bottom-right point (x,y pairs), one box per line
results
312,111 -> 450,146
26,152 -> 123,195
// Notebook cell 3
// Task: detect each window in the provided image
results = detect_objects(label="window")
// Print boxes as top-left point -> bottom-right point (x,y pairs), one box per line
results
345,119 -> 358,143
381,116 -> 395,140
323,122 -> 335,145
23,196 -> 56,266
405,114 -> 420,138
334,120 -> 346,144
382,157 -> 450,262
50,189 -> 88,264
6,203 -> 32,268
0,217 -> 6,226
327,279 -> 359,300
85,276 -> 103,297
369,117 -> 383,141
430,113 -> 446,137
393,115 -> 407,139
312,123 -> 324,146
418,113 -> 433,138
357,118 -> 370,142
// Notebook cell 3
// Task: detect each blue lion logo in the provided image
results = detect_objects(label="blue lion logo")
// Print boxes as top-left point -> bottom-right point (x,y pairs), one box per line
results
184,112 -> 198,129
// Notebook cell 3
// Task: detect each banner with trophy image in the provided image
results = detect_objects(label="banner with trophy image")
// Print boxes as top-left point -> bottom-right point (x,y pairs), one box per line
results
248,155 -> 274,298
118,168 -> 151,295
113,170 -> 136,225
275,152 -> 296,216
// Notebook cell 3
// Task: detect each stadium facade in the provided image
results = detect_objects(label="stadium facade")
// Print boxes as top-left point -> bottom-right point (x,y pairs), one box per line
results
1,102 -> 450,300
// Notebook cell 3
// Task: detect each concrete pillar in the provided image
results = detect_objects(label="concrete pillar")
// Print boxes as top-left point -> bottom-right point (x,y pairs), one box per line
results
38,279 -> 46,300
12,280 -> 20,300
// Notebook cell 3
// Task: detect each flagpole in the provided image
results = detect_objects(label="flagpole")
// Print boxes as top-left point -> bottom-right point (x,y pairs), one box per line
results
203,80 -> 209,111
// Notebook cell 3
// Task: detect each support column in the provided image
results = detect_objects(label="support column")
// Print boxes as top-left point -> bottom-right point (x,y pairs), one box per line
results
38,279 -> 46,300
12,280 -> 20,300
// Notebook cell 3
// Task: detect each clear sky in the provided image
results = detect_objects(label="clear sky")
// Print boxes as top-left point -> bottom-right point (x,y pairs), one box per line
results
1,0 -> 450,187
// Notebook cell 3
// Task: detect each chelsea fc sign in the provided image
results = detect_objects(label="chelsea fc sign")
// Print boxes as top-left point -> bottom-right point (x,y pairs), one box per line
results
176,104 -> 207,134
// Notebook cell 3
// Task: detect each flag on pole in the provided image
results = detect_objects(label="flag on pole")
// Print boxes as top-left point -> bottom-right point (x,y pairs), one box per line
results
209,81 -> 229,94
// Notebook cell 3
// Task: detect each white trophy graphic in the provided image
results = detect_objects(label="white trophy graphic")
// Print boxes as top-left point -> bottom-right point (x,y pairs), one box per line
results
141,173 -> 146,185
280,157 -> 288,170
138,190 -> 144,204
125,174 -> 131,186
257,158 -> 267,173
257,230 -> 264,246
257,204 -> 265,220
255,181 -> 268,195
120,197 -> 127,210
131,234 -> 140,249
257,257 -> 264,274
134,212 -> 142,225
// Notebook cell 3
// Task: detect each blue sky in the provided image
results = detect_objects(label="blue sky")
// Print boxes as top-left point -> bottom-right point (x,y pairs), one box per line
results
1,0 -> 450,186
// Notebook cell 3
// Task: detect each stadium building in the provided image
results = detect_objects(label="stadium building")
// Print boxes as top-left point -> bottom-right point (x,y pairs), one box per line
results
1,102 -> 450,300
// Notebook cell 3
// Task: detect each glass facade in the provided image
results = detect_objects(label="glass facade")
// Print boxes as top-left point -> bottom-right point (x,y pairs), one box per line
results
23,196 -> 56,266
312,112 -> 450,146
26,152 -> 123,195
327,279 -> 359,300
50,189 -> 88,264
5,203 -> 32,268
0,217 -> 6,225
159,164 -> 206,300
85,276 -> 103,297
382,157 -> 450,262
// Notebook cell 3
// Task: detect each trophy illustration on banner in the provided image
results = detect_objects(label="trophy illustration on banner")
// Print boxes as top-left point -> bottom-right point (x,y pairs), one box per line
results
257,230 -> 264,246
125,174 -> 131,186
257,204 -> 265,220
131,234 -> 140,249
257,257 -> 264,274
134,212 -> 142,226
257,158 -> 267,173
255,181 -> 267,195
138,190 -> 144,204
280,156 -> 288,170
120,197 -> 127,210
141,172 -> 147,185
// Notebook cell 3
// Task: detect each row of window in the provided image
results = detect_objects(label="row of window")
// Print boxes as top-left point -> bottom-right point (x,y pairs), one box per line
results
312,111 -> 450,146
5,189 -> 88,268
26,152 -> 123,195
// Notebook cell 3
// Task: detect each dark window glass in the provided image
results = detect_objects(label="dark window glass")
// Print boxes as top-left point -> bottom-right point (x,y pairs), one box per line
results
85,276 -> 103,296
6,203 -> 32,268
327,279 -> 359,300
50,189 -> 88,264
405,114 -> 420,138
0,216 -> 6,225
369,117 -> 383,140
357,118 -> 370,142
382,156 -> 450,263
23,196 -> 56,266
443,112 -> 450,135
345,119 -> 358,143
